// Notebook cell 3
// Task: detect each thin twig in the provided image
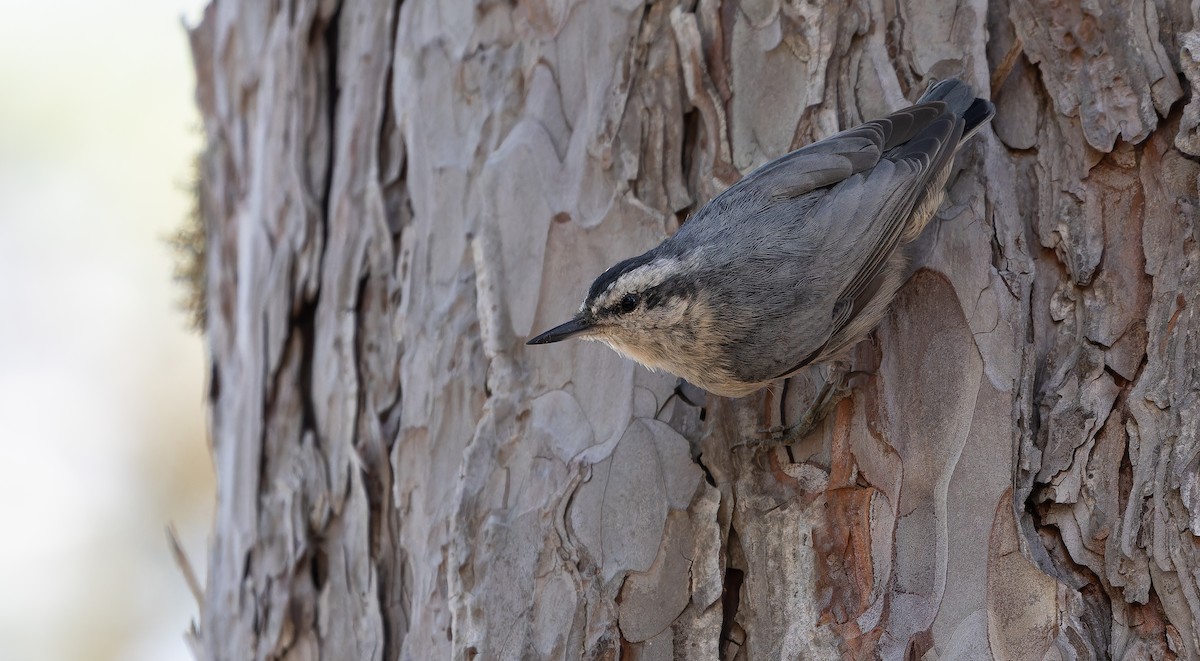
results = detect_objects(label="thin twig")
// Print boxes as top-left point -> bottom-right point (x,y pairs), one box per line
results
168,523 -> 205,609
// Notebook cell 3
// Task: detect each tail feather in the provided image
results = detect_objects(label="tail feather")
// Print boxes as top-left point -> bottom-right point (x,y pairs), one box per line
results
917,78 -> 995,141
961,97 -> 995,141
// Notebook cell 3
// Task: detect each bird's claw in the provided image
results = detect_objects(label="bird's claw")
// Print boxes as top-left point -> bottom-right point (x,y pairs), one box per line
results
745,371 -> 854,446
750,424 -> 789,446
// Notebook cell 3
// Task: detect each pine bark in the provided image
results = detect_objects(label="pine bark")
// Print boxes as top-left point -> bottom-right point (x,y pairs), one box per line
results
190,0 -> 1200,658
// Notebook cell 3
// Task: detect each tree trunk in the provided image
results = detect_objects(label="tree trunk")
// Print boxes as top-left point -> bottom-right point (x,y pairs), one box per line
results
189,0 -> 1200,658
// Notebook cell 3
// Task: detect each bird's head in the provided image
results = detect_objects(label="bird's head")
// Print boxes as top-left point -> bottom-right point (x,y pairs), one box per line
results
527,251 -> 709,373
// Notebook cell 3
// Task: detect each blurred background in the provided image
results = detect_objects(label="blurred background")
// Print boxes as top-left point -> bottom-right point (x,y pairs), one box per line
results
0,1 -> 214,659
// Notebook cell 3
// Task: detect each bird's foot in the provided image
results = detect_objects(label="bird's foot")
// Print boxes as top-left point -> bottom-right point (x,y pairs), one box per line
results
751,371 -> 853,445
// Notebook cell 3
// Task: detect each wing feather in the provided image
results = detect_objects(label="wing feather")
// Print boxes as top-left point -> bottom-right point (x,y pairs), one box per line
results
823,110 -> 964,338
726,104 -> 946,201
762,102 -> 968,379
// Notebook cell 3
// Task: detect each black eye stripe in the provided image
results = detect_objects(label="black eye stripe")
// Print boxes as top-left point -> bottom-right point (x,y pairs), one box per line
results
616,280 -> 695,313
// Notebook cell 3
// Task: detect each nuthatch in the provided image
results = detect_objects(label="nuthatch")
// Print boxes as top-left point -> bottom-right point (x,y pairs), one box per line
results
529,79 -> 994,410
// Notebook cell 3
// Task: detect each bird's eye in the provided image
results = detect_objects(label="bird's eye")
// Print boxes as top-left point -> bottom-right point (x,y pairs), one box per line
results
619,293 -> 640,313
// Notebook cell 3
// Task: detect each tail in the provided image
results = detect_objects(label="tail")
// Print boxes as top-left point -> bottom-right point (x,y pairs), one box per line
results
917,78 -> 995,142
890,78 -> 994,244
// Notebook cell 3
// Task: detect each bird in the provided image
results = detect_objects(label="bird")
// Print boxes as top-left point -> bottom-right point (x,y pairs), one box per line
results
527,78 -> 994,427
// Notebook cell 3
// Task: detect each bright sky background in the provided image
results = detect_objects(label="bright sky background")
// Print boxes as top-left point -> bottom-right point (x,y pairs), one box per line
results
0,1 -> 213,660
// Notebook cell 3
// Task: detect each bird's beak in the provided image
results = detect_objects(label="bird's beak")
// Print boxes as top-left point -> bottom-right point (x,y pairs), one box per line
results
527,316 -> 593,345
